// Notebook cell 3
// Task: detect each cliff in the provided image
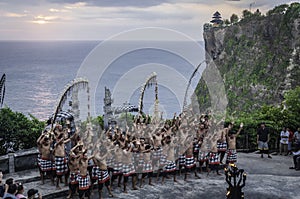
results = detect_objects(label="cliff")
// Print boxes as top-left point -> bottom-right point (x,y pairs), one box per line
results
198,3 -> 300,115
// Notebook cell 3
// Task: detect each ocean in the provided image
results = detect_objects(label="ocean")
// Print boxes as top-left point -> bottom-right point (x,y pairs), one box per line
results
0,41 -> 206,120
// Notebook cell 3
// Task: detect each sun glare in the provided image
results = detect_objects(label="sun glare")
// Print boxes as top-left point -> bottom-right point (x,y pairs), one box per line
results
33,20 -> 48,25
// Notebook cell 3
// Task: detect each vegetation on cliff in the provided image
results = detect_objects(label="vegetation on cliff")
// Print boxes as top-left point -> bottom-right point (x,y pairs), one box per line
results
198,2 -> 300,149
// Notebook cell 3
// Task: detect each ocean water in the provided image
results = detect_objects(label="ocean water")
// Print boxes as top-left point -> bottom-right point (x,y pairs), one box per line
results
0,41 -> 205,120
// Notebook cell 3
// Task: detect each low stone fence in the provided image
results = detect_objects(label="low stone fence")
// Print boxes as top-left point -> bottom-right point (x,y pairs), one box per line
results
0,148 -> 39,174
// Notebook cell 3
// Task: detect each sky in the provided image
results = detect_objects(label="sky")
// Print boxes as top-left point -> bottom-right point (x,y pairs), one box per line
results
0,0 -> 296,41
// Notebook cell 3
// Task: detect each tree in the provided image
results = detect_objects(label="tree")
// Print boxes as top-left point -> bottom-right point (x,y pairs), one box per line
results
0,107 -> 45,155
230,14 -> 239,24
224,19 -> 230,26
242,10 -> 252,19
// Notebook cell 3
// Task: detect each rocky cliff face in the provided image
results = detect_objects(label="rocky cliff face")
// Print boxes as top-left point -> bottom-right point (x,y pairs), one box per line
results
199,3 -> 300,114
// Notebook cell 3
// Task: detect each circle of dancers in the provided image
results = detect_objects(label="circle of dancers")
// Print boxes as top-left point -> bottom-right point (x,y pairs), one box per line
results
37,113 -> 243,199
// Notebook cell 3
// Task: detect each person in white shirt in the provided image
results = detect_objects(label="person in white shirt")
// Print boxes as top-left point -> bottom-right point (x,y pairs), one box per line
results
280,127 -> 289,155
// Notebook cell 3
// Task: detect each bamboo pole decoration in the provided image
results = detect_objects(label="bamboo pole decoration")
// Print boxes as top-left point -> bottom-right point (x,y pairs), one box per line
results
182,60 -> 206,112
51,78 -> 89,130
0,74 -> 6,108
138,72 -> 158,116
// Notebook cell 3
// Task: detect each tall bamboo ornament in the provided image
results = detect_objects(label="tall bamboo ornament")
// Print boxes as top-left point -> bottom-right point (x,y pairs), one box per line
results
51,78 -> 89,130
0,74 -> 6,108
138,72 -> 159,121
182,61 -> 206,112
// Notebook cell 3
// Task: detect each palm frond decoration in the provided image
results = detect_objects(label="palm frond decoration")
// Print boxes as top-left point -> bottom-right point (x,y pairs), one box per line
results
0,74 -> 6,108
182,61 -> 206,112
51,78 -> 89,130
138,72 -> 159,117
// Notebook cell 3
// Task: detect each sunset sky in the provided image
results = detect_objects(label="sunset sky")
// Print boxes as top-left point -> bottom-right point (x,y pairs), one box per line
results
0,0 -> 296,40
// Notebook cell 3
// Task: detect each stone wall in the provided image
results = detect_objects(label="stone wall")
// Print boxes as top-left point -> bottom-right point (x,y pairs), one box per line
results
0,148 -> 39,174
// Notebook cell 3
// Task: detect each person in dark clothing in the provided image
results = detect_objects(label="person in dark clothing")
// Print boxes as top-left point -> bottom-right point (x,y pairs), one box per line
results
257,123 -> 272,158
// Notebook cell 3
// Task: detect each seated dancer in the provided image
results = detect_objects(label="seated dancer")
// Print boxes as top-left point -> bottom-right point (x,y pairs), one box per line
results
93,149 -> 113,198
140,145 -> 154,187
122,144 -> 138,193
37,132 -> 54,185
184,145 -> 200,180
53,126 -> 70,189
226,123 -> 243,164
77,149 -> 93,199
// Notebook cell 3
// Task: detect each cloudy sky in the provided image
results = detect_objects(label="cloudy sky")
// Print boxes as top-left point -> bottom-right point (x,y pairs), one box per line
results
0,0 -> 296,41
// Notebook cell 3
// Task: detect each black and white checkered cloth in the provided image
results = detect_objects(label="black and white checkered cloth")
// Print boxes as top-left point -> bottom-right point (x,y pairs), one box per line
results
92,165 -> 99,180
209,152 -> 220,165
112,162 -> 123,175
40,158 -> 53,172
98,170 -> 110,183
178,155 -> 186,166
78,174 -> 91,190
114,104 -> 138,114
152,148 -> 162,160
122,163 -> 135,176
198,151 -> 209,162
69,171 -> 79,185
142,161 -> 153,173
226,149 -> 237,163
185,156 -> 195,168
55,156 -> 67,175
217,142 -> 227,152
164,160 -> 176,172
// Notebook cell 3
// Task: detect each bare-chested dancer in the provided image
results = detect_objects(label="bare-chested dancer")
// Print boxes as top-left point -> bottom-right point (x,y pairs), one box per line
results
226,123 -> 243,164
53,127 -> 70,189
184,144 -> 200,181
93,149 -> 113,199
77,149 -> 93,199
37,133 -> 54,185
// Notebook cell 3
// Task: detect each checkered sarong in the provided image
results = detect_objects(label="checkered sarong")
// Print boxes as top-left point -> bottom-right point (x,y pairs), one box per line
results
185,156 -> 195,168
69,172 -> 79,185
217,142 -> 227,152
193,144 -> 200,153
209,152 -> 220,165
164,160 -> 176,172
78,174 -> 91,190
98,170 -> 110,184
159,154 -> 167,167
198,151 -> 209,162
178,155 -> 186,166
226,149 -> 237,163
106,158 -> 113,169
55,156 -> 67,175
40,157 -> 53,172
92,165 -> 99,180
122,163 -> 135,176
142,161 -> 153,173
152,148 -> 162,160
37,154 -> 41,168
112,162 -> 123,175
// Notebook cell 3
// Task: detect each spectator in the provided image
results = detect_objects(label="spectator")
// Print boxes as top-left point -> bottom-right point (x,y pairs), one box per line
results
287,128 -> 294,155
3,183 -> 17,199
294,127 -> 300,148
27,189 -> 42,199
289,146 -> 300,170
15,183 -> 26,199
257,122 -> 272,158
0,169 -> 4,198
280,127 -> 289,156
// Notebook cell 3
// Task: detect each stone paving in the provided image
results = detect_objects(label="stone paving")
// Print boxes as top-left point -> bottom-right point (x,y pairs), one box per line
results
3,152 -> 300,199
